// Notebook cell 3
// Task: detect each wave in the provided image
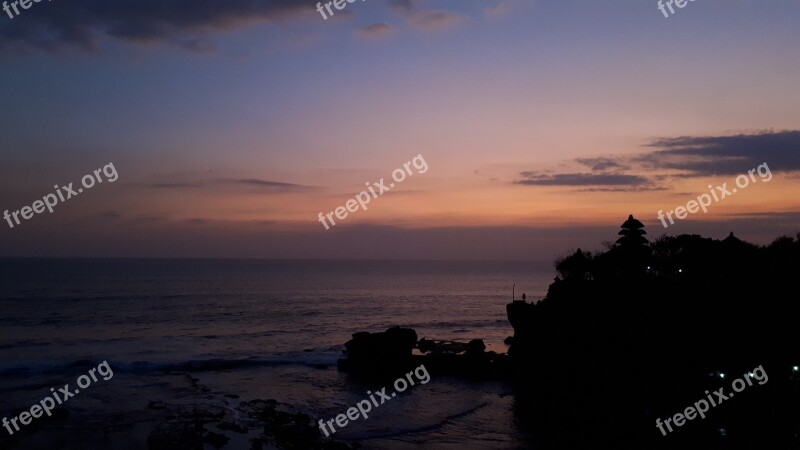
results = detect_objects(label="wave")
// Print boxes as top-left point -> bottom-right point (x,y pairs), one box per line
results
399,318 -> 510,329
346,401 -> 490,440
121,356 -> 338,373
0,340 -> 52,350
0,351 -> 343,377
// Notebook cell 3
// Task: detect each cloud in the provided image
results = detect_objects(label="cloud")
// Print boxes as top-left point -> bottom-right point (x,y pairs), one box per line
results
387,1 -> 467,33
515,172 -> 651,187
638,130 -> 800,176
515,130 -> 799,192
97,211 -> 122,219
575,158 -> 630,172
354,23 -> 396,40
483,0 -> 518,18
133,216 -> 168,223
579,186 -> 669,192
223,178 -> 313,192
150,183 -> 204,189
180,38 -> 217,54
408,10 -> 467,31
0,0 -> 312,53
724,211 -> 800,220
390,0 -> 415,14
148,178 -> 312,192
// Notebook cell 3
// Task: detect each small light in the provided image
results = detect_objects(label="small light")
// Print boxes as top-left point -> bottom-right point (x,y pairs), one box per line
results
678,269 -> 683,273
647,266 -> 651,270
719,373 -> 725,379
793,366 -> 799,372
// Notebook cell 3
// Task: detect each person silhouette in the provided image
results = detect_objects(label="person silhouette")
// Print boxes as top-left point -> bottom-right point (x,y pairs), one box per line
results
522,293 -> 527,302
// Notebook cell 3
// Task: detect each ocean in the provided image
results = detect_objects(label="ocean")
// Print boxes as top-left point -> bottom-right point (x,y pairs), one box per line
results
0,259 -> 555,449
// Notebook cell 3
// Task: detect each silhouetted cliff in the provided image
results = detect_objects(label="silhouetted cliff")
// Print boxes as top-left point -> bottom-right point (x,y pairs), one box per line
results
507,218 -> 800,449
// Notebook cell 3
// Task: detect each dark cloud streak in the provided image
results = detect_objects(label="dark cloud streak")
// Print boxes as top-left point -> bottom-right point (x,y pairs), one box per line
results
148,179 -> 313,192
575,157 -> 630,172
225,178 -> 313,192
0,0 -> 311,52
515,172 -> 651,187
354,23 -> 396,39
514,130 -> 799,191
638,130 -> 800,176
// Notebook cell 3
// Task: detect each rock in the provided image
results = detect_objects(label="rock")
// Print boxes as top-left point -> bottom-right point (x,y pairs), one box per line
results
340,327 -> 511,380
217,421 -> 248,433
338,327 -> 417,377
240,401 -> 359,450
418,337 -> 437,353
344,327 -> 417,361
467,339 -> 486,355
203,430 -> 230,449
146,398 -> 358,450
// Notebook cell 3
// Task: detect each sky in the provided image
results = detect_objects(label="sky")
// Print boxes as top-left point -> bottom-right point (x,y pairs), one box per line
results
0,0 -> 799,260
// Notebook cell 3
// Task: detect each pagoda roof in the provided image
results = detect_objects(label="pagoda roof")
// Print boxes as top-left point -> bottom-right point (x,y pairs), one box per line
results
620,214 -> 645,229
723,232 -> 743,244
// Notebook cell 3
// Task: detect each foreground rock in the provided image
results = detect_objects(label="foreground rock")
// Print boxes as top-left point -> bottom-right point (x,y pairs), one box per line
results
338,326 -> 510,380
240,400 -> 357,450
339,327 -> 417,377
147,397 -> 357,450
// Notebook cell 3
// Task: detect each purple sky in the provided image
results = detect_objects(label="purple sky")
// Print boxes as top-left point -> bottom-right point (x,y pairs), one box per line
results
1,0 -> 799,260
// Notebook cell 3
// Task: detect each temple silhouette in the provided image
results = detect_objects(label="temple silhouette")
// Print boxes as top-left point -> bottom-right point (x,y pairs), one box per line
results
506,215 -> 799,449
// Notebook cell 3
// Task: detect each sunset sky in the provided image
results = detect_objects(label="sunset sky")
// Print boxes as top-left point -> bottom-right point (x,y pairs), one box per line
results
1,0 -> 799,259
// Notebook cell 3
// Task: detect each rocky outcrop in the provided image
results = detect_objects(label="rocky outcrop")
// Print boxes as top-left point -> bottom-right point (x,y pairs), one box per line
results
338,327 -> 510,380
337,326 -> 417,377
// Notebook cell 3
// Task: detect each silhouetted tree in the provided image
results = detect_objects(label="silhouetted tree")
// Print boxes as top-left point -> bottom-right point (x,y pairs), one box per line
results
555,248 -> 592,280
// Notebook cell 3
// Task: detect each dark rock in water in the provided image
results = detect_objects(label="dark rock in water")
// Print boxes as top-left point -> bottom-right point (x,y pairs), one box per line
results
346,327 -> 417,360
338,326 -> 417,377
418,337 -> 437,353
340,328 -> 510,380
467,339 -> 486,355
